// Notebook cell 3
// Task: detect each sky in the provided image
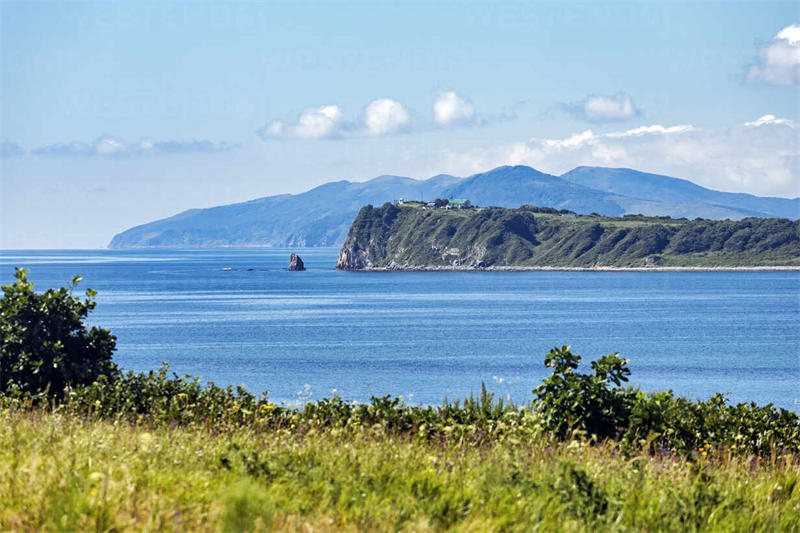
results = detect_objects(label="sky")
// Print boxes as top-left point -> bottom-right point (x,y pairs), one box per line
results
1,0 -> 798,249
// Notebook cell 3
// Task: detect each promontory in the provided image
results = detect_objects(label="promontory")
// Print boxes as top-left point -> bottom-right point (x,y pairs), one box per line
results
335,202 -> 800,271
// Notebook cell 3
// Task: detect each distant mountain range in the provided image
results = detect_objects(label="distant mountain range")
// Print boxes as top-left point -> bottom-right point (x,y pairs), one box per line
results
108,166 -> 799,248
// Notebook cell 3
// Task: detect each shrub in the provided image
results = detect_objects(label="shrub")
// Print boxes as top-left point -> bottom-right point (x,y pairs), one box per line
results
532,345 -> 635,439
624,390 -> 800,456
0,268 -> 117,397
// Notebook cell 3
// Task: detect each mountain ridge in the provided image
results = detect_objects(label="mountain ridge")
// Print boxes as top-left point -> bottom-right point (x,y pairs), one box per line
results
108,165 -> 799,249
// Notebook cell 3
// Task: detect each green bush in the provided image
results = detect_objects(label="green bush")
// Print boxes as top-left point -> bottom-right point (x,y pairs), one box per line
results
0,268 -> 117,397
530,346 -> 800,455
64,364 -> 277,427
625,390 -> 800,455
532,345 -> 635,439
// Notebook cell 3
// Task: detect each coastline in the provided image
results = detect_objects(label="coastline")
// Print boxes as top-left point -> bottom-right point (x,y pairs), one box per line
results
343,265 -> 800,272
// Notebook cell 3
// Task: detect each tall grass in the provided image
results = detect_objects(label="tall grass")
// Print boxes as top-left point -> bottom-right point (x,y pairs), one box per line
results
2,407 -> 798,532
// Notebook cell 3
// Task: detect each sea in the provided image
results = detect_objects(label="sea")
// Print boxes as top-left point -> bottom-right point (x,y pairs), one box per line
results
1,248 -> 798,411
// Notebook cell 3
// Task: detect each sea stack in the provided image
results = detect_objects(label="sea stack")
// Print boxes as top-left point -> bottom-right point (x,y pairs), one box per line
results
288,253 -> 306,271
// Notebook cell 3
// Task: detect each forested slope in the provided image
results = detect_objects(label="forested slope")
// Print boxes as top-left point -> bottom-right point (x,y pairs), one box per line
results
336,204 -> 800,269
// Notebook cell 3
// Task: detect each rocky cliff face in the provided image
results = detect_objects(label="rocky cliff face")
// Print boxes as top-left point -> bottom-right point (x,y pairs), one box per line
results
335,246 -> 370,270
288,253 -> 306,271
335,204 -> 800,270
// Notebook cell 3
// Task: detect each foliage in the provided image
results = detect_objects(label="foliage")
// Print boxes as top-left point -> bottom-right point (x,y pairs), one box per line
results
533,346 -> 634,439
625,391 -> 800,456
530,346 -> 800,456
63,364 -> 276,427
0,268 -> 117,397
337,204 -> 800,269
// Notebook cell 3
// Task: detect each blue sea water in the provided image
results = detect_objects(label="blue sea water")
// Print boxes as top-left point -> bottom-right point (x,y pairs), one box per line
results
1,248 -> 798,410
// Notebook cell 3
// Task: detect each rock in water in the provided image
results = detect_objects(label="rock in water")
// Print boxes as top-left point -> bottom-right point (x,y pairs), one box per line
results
288,253 -> 306,271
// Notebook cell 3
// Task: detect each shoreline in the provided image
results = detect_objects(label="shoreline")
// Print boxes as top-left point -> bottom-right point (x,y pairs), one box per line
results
341,265 -> 800,272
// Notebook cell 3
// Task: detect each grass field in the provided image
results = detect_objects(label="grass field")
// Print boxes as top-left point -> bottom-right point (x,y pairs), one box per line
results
2,408 -> 798,532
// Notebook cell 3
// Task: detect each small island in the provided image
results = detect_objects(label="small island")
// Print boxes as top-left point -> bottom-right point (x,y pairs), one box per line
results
336,202 -> 800,270
288,253 -> 306,271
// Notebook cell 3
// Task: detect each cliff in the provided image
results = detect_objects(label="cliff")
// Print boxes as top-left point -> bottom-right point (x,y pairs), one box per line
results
335,204 -> 800,270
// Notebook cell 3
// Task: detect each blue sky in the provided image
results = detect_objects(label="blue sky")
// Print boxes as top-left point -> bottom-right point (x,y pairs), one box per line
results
1,0 -> 798,248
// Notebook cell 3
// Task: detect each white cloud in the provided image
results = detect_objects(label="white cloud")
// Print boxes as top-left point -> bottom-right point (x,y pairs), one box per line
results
433,91 -> 475,126
437,116 -> 799,197
259,91 -> 478,139
563,93 -> 641,122
744,114 -> 795,127
605,124 -> 694,137
259,105 -> 345,139
746,24 -> 800,87
259,99 -> 413,139
34,137 -> 239,157
364,98 -> 411,136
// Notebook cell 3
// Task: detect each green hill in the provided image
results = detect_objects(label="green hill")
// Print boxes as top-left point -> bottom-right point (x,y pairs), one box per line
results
336,204 -> 800,270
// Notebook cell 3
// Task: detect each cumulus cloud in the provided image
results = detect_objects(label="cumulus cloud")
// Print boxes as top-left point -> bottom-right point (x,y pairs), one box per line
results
260,99 -> 412,139
364,99 -> 411,136
438,117 -> 799,197
433,91 -> 475,126
33,137 -> 239,157
744,114 -> 794,127
562,93 -> 641,122
746,24 -> 800,87
1,141 -> 25,158
259,92 -> 484,140
258,105 -> 345,139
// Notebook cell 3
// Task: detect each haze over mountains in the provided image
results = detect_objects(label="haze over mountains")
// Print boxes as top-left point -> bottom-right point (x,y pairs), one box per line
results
109,166 -> 799,249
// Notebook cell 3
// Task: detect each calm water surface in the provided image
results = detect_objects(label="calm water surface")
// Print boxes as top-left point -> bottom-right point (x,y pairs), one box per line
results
2,249 -> 798,410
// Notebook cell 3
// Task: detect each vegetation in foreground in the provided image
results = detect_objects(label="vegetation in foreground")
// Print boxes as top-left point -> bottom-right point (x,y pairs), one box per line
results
3,405 -> 799,532
1,270 -> 799,531
336,203 -> 800,269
